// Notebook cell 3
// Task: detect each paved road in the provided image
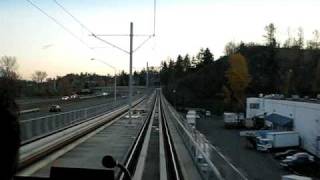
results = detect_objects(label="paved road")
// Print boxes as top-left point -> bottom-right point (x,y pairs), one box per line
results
19,94 -> 142,120
196,115 -> 289,180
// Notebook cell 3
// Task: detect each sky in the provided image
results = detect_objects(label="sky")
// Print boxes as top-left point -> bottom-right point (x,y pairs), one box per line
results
1,0 -> 320,80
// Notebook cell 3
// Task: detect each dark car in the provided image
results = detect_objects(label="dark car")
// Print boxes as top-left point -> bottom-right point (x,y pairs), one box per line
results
280,152 -> 314,167
49,105 -> 62,112
274,149 -> 300,160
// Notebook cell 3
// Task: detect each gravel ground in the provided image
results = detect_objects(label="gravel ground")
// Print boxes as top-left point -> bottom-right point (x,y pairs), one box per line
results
196,115 -> 289,180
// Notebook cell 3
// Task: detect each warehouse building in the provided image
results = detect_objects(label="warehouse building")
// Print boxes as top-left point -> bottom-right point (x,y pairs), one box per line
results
246,97 -> 320,158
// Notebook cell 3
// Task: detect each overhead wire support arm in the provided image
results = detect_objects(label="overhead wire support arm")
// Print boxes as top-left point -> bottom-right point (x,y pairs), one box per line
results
91,34 -> 130,54
93,34 -> 152,37
133,35 -> 153,53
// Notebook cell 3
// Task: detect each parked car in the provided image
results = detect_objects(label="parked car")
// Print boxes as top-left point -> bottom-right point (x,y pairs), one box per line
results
61,96 -> 69,100
274,149 -> 300,160
205,110 -> 211,117
280,152 -> 314,167
49,105 -> 62,112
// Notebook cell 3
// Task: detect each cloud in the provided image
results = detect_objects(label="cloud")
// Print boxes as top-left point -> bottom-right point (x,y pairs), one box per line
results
42,44 -> 54,50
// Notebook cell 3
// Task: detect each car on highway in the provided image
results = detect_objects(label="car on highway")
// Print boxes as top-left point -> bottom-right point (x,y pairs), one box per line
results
49,105 -> 62,112
102,92 -> 109,96
274,149 -> 300,160
70,94 -> 79,99
280,152 -> 315,167
61,96 -> 70,100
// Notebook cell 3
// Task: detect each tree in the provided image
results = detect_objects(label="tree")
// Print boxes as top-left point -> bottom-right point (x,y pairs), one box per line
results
222,85 -> 231,105
224,41 -> 238,55
282,69 -> 293,96
225,53 -> 251,111
175,55 -> 184,78
31,71 -> 48,83
307,30 -> 320,49
0,56 -> 19,79
58,77 -> 72,95
293,27 -> 304,49
312,61 -> 320,93
283,28 -> 294,48
160,61 -> 169,85
182,54 -> 191,72
196,48 -> 214,68
0,56 -> 20,100
202,48 -> 214,64
264,23 -> 277,47
191,56 -> 199,68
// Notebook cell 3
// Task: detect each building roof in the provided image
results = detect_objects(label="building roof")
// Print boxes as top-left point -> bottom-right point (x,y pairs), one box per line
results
265,113 -> 293,127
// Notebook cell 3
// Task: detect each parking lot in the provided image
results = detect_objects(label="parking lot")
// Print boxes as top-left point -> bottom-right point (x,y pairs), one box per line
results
196,115 -> 289,180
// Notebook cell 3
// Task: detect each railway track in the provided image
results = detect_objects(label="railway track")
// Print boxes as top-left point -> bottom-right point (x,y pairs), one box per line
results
14,90 -> 197,180
120,89 -> 184,180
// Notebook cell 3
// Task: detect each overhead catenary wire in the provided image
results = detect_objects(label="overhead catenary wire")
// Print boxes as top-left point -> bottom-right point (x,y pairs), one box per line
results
25,0 -> 92,49
53,0 -> 93,34
52,0 -> 130,55
26,0 -> 157,71
25,0 -> 123,74
153,0 -> 156,36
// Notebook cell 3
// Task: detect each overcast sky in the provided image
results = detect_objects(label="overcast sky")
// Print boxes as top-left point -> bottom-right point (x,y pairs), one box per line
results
1,0 -> 320,79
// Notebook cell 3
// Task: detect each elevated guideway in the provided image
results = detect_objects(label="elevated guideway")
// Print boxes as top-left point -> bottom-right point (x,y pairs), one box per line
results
15,89 -> 222,180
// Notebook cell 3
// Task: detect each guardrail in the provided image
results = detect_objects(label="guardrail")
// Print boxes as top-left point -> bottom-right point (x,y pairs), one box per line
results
20,96 -> 142,144
161,94 -> 223,180
20,108 -> 40,114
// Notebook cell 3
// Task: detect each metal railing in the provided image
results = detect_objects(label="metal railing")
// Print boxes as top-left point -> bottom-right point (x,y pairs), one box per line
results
161,95 -> 223,180
20,96 -> 141,144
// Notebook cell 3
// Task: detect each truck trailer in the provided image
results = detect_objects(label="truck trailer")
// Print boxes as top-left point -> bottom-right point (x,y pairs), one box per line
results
224,112 -> 239,128
256,131 -> 299,151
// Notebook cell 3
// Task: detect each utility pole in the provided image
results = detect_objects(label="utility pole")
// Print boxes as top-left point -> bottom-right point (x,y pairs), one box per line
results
129,22 -> 133,121
146,62 -> 149,88
114,71 -> 117,103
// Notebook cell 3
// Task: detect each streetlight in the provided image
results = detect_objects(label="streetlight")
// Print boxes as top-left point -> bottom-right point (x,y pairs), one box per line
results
173,89 -> 176,109
90,58 -> 117,103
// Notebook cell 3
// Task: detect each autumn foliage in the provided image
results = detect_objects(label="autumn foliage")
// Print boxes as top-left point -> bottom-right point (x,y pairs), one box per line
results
225,53 -> 251,110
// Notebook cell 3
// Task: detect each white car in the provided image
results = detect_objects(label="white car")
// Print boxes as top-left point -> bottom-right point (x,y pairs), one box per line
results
61,96 -> 69,100
102,92 -> 109,96
70,94 -> 79,99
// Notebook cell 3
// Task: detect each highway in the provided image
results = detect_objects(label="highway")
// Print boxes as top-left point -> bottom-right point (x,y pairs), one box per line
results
18,94 -> 143,120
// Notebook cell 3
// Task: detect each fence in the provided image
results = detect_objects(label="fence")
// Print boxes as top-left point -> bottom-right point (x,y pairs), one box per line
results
20,96 -> 140,144
161,96 -> 223,180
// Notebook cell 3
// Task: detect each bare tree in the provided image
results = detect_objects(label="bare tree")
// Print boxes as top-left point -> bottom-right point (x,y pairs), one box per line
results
263,23 -> 277,47
307,30 -> 320,49
283,28 -> 294,48
32,71 -> 48,83
293,27 -> 304,49
0,56 -> 19,79
0,56 -> 20,99
224,41 -> 238,55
